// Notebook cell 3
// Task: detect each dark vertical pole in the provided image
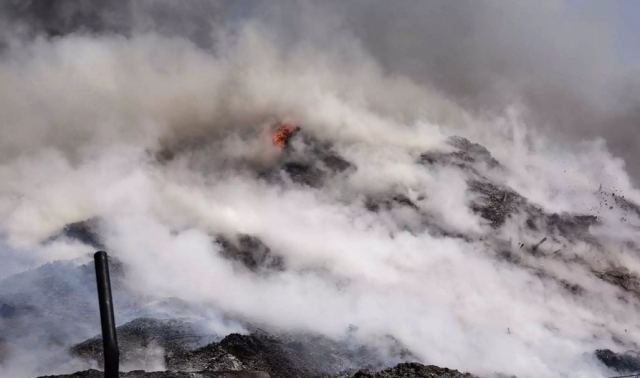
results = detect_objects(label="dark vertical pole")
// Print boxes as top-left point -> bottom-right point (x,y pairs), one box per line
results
94,251 -> 119,378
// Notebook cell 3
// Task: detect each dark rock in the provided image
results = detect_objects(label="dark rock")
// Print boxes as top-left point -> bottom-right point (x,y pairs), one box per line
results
166,333 -> 295,375
365,195 -> 419,213
594,268 -> 640,299
418,137 -> 599,243
558,279 -> 585,296
525,217 -> 537,230
468,180 -> 526,228
364,193 -> 471,240
545,214 -> 597,240
391,195 -> 419,210
321,154 -> 353,173
447,137 -> 500,169
347,362 -> 477,378
418,136 -> 499,171
217,333 -> 301,377
468,180 -> 599,243
418,151 -> 471,169
595,349 -> 640,373
496,250 -> 521,265
269,128 -> 354,188
166,339 -> 248,372
216,235 -> 285,272
281,162 -> 325,188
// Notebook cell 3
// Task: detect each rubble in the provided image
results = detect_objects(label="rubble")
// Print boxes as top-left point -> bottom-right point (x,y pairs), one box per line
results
418,136 -> 500,171
169,332 -> 303,376
544,213 -> 598,241
467,178 -> 598,245
344,362 -> 477,378
467,180 -> 526,228
72,318 -> 215,368
41,362 -> 475,378
595,349 -> 640,374
365,194 -> 419,213
598,187 -> 640,219
263,126 -> 354,188
447,137 -> 500,168
320,154 -> 353,173
60,317 -> 428,378
10,133 -> 640,378
418,136 -> 599,242
594,268 -> 640,299
39,370 -> 268,377
215,235 -> 285,272
281,162 -> 326,188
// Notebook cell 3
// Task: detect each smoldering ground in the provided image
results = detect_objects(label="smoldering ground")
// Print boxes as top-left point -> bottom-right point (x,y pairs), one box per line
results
0,1 -> 640,377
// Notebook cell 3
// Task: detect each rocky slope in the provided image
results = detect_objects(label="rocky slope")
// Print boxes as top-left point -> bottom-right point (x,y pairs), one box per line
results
40,317 -> 471,378
3,129 -> 640,377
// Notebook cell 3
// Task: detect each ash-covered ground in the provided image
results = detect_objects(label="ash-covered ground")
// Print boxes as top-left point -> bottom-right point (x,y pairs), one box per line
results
1,1 -> 640,377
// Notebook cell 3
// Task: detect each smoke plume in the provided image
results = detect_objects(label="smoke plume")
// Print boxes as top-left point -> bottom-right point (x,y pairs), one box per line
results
0,1 -> 639,377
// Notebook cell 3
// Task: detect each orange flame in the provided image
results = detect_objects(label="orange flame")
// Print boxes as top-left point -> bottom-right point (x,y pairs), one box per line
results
272,123 -> 300,149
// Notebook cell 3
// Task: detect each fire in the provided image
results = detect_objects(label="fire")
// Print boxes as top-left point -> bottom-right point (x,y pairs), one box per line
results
271,123 -> 300,149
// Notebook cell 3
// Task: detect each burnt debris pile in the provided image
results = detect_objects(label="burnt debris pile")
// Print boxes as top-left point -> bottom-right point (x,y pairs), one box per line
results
4,129 -> 640,377
215,235 -> 285,273
42,317 -> 472,378
595,349 -> 640,375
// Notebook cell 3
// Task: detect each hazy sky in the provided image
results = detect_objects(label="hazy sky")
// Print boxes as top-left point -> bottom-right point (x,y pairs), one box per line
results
614,0 -> 640,64
1,0 -> 639,181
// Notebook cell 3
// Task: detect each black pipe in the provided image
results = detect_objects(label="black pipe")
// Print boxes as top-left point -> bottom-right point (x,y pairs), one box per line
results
94,251 -> 119,378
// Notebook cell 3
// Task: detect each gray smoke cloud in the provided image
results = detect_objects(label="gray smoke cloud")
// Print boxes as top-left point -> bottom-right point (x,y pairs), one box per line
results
3,1 -> 638,179
0,1 -> 639,378
302,0 -> 640,182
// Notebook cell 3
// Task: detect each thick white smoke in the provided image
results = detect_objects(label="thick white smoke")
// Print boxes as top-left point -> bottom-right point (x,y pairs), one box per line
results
1,2 -> 639,378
